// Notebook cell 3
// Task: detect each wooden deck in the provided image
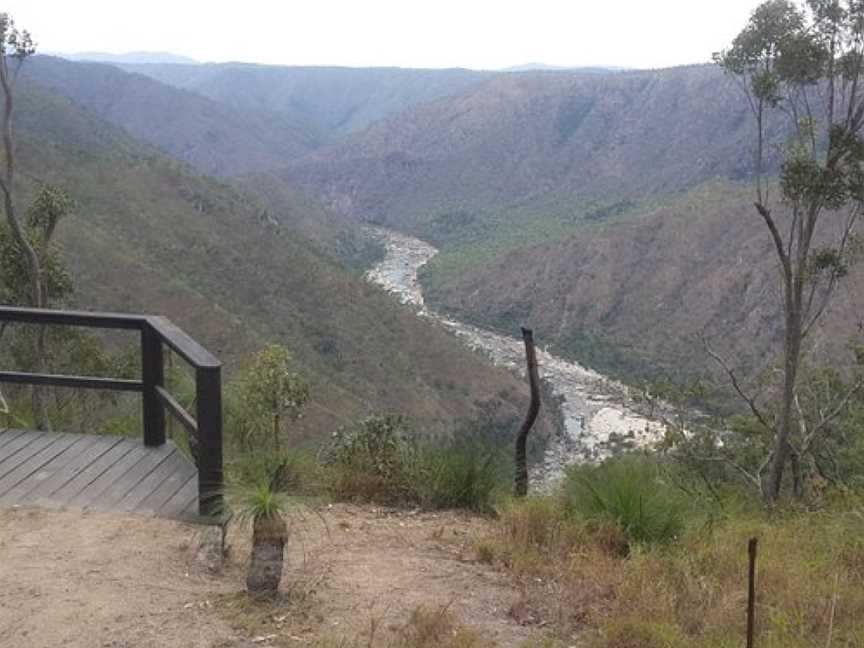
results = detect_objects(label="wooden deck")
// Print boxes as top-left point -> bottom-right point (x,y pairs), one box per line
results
0,428 -> 199,519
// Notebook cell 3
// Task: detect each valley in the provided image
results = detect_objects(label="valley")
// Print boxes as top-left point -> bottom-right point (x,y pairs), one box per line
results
366,228 -> 662,484
5,4 -> 864,646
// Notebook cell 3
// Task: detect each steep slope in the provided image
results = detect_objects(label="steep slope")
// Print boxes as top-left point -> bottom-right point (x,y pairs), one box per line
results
119,63 -> 493,140
425,182 -> 864,385
21,56 -> 318,176
278,65 -> 786,230
14,76 -> 548,441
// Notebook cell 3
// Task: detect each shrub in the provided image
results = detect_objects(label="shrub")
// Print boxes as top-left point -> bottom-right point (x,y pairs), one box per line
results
413,437 -> 509,514
229,449 -> 320,495
562,455 -> 684,549
321,414 -> 418,504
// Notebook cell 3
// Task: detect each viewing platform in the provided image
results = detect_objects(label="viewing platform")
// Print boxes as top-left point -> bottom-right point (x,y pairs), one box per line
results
0,306 -> 224,522
0,429 -> 199,519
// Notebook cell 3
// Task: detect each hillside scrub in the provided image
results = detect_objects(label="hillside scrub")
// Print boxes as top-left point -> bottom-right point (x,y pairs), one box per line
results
320,414 -> 511,513
476,455 -> 864,646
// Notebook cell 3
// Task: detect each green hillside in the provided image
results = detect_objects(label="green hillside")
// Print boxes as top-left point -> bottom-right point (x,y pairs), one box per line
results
13,76 -> 548,442
22,56 -> 319,176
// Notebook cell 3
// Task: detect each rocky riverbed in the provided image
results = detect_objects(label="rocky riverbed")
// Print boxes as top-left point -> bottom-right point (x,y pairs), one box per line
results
366,228 -> 664,485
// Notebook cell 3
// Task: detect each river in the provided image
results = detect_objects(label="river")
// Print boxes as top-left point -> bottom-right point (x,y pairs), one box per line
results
365,228 -> 663,485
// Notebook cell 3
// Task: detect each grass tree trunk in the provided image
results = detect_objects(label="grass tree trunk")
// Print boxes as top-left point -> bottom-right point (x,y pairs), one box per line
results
514,327 -> 541,498
246,513 -> 288,599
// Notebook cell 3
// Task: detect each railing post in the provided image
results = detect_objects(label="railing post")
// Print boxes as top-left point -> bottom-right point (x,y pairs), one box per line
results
141,323 -> 166,447
196,365 -> 223,518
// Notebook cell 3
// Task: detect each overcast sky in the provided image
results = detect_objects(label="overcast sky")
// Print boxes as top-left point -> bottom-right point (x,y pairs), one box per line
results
7,0 -> 766,70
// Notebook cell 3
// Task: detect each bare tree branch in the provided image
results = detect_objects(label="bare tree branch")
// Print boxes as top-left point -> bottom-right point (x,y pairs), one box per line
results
702,332 -> 774,433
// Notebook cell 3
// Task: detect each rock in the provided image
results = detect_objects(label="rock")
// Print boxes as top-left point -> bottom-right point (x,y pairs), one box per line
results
195,526 -> 225,571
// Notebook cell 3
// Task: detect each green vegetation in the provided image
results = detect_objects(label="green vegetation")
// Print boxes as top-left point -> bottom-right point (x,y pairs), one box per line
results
418,195 -> 644,297
230,344 -> 310,453
4,67 -> 534,441
320,414 -> 510,513
561,456 -> 684,549
416,437 -> 510,514
477,453 -> 864,646
419,181 -> 760,395
715,0 -> 864,502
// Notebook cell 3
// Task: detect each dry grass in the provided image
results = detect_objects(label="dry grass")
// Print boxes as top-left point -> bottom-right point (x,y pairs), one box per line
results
477,494 -> 864,647
306,603 -> 496,647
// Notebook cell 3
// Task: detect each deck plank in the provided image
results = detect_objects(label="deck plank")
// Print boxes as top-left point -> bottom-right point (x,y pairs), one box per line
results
0,428 -> 27,450
73,442 -> 175,510
0,434 -> 75,488
0,429 -> 202,521
158,474 -> 199,519
0,431 -> 50,476
91,445 -> 178,512
66,440 -> 149,508
53,439 -> 139,504
17,435 -> 122,504
0,433 -> 86,503
134,468 -> 196,517
116,450 -> 194,513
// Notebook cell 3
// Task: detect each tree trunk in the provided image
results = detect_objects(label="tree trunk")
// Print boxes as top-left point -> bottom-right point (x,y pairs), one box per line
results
763,303 -> 802,502
1,59 -> 50,431
514,327 -> 541,498
246,513 -> 287,599
790,450 -> 804,500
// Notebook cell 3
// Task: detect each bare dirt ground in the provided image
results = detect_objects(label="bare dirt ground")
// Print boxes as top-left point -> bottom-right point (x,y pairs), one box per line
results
0,504 -> 544,647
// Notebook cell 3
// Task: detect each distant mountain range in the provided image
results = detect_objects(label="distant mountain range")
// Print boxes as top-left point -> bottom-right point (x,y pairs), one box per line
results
55,51 -> 199,65
16,52 -> 862,400
502,63 -> 626,73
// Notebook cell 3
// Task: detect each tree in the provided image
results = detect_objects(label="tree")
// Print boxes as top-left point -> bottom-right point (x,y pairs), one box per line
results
237,482 -> 289,600
233,344 -> 310,453
715,0 -> 864,502
0,14 -> 38,306
0,15 -> 54,428
0,184 -> 74,308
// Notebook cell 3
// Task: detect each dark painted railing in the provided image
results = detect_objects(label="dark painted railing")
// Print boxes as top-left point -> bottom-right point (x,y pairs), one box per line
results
0,306 -> 223,517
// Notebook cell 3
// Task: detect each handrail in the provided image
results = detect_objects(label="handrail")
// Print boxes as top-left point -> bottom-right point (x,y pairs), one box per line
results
0,305 -> 223,518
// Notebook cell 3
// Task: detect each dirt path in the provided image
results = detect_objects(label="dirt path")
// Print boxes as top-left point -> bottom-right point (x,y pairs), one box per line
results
0,505 -> 542,647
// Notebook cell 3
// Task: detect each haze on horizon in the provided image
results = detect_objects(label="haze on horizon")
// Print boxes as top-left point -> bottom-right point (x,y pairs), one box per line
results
11,0 -> 765,70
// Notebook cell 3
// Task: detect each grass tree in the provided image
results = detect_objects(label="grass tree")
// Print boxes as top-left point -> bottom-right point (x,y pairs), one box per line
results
238,482 -> 289,600
715,0 -> 864,502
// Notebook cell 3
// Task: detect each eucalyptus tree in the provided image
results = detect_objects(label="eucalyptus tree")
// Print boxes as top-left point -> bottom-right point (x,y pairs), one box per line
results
715,0 -> 864,501
0,15 -> 55,428
0,14 -> 38,306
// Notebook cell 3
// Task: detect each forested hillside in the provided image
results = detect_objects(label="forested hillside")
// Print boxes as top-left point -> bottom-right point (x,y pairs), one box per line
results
119,62 -> 493,140
16,50 -> 862,413
424,182 -> 864,384
14,75 -> 545,441
278,65 -> 787,229
22,56 -> 318,176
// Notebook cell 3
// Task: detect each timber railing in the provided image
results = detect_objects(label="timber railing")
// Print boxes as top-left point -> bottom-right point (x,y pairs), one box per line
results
0,306 -> 223,517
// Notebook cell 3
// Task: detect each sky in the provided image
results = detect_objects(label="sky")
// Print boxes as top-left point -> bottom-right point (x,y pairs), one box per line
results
6,0 -> 767,70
